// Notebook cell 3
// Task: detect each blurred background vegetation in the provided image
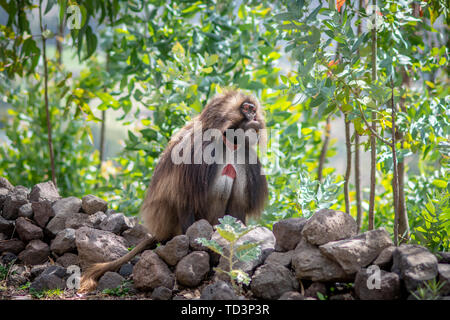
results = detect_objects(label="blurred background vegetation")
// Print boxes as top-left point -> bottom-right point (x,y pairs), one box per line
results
0,0 -> 448,251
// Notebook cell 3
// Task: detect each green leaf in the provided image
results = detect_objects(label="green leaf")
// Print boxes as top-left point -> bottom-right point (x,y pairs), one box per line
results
196,238 -> 223,255
235,241 -> 261,262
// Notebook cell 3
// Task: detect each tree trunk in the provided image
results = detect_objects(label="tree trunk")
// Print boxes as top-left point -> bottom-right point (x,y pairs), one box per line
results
344,113 -> 352,214
317,116 -> 331,183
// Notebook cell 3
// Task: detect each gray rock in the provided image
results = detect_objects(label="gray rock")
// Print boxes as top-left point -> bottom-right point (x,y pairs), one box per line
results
18,203 -> 33,219
1,252 -> 18,265
99,213 -> 132,234
186,219 -> 214,251
354,268 -> 401,300
305,282 -> 327,298
122,224 -> 148,247
52,197 -> 82,216
176,251 -> 210,287
0,239 -> 25,254
214,226 -> 275,278
200,280 -> 237,300
301,209 -> 357,246
0,233 -> 6,240
29,181 -> 61,202
330,293 -> 354,300
264,251 -> 293,268
50,228 -> 76,255
81,195 -> 107,215
18,239 -> 50,265
2,191 -> 28,220
46,211 -> 74,236
15,217 -> 44,242
0,216 -> 15,237
56,253 -> 79,268
30,274 -> 65,291
319,228 -> 393,274
119,263 -> 134,278
391,244 -> 438,292
273,218 -> 307,251
436,252 -> 450,264
32,200 -> 55,228
155,235 -> 190,266
251,263 -> 299,300
75,227 -> 128,268
7,264 -> 30,286
65,212 -> 94,230
133,250 -> 175,291
279,291 -> 305,300
30,264 -> 51,279
292,238 -> 349,282
438,264 -> 450,295
373,246 -> 396,269
151,286 -> 172,300
0,188 -> 9,209
97,271 -> 125,291
0,177 -> 14,191
87,211 -> 107,229
41,265 -> 67,279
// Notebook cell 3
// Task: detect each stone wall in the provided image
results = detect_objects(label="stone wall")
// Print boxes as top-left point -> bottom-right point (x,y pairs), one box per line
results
1,178 -> 449,300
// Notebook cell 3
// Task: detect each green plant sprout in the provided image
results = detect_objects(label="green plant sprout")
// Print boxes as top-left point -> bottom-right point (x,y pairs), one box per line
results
196,215 -> 261,293
411,279 -> 446,300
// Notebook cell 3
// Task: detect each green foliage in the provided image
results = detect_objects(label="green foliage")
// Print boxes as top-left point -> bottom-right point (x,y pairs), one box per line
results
411,279 -> 446,300
196,215 -> 261,291
101,281 -> 132,297
29,288 -> 64,299
0,260 -> 16,281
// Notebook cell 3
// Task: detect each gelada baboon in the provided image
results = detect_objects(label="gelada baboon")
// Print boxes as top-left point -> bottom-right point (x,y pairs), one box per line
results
79,90 -> 268,292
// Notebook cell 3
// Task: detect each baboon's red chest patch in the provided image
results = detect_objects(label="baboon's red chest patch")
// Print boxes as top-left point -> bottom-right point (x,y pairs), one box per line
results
221,164 -> 236,179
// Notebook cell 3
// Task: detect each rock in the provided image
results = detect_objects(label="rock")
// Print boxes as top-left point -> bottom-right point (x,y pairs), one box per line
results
292,238 -> 349,282
122,224 -> 148,247
151,286 -> 172,300
7,265 -> 30,286
214,226 -> 275,278
301,209 -> 357,246
32,200 -> 54,228
155,235 -> 190,266
87,211 -> 107,229
81,195 -> 107,215
305,282 -> 327,298
18,240 -> 50,265
75,227 -> 128,268
1,252 -> 18,265
65,212 -> 94,230
0,188 -> 9,209
56,253 -> 79,268
354,268 -> 401,300
99,213 -> 132,234
391,244 -> 438,292
15,217 -> 44,242
30,274 -> 65,291
0,233 -> 6,240
30,264 -> 51,279
176,251 -> 210,287
200,280 -> 238,300
438,264 -> 450,295
50,228 -> 76,255
46,211 -> 74,236
373,246 -> 396,269
41,265 -> 67,279
264,251 -> 293,268
319,228 -> 393,274
0,239 -> 25,254
52,197 -> 82,216
0,177 -> 14,191
251,263 -> 299,300
133,250 -> 175,291
0,216 -> 15,237
119,263 -> 134,278
186,219 -> 214,251
273,218 -> 307,251
29,181 -> 60,202
2,191 -> 29,220
436,252 -> 450,264
330,293 -> 354,300
278,291 -> 305,300
18,203 -> 33,219
97,272 -> 125,291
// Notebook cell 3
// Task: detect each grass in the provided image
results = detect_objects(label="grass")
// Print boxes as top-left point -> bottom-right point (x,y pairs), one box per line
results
101,281 -> 132,297
29,288 -> 65,299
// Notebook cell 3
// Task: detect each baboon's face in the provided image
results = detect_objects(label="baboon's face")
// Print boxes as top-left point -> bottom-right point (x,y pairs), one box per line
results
223,100 -> 262,147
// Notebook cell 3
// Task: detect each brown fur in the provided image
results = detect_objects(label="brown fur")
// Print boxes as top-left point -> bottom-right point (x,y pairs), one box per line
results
78,90 -> 268,293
